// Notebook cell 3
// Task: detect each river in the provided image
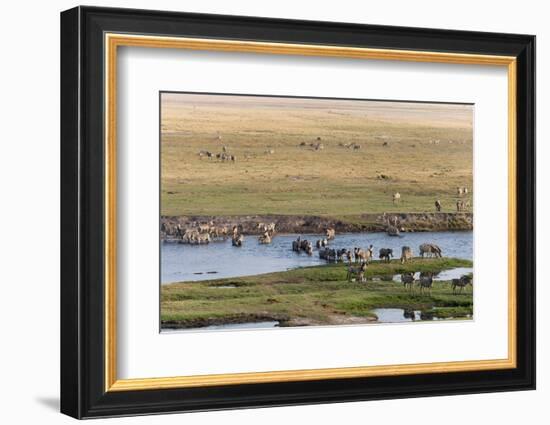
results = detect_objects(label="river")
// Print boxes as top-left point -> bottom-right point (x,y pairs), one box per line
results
161,231 -> 473,284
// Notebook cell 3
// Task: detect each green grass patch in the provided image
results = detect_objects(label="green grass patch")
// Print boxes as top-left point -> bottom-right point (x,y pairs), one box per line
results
161,257 -> 473,328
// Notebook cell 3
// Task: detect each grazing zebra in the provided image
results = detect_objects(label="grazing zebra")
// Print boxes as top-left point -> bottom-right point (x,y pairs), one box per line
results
435,199 -> 442,212
419,243 -> 442,258
347,262 -> 367,282
452,275 -> 472,294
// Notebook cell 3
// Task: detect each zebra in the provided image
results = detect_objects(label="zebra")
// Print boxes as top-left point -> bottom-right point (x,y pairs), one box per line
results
418,272 -> 434,295
379,248 -> 393,263
347,262 -> 367,282
401,272 -> 415,290
419,243 -> 442,258
452,275 -> 472,294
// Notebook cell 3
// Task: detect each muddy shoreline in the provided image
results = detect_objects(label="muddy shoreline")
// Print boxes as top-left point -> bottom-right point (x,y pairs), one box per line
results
161,313 -> 377,330
160,212 -> 472,239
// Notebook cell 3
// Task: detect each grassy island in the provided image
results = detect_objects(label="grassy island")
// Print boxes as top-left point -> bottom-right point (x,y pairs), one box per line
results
161,257 -> 473,329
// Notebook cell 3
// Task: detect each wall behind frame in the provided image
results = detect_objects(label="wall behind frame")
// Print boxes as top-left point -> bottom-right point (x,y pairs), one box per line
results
0,0 -> 543,424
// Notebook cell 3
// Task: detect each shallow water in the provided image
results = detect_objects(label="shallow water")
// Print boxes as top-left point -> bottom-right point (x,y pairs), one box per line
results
162,231 -> 473,284
373,308 -> 470,323
373,308 -> 422,323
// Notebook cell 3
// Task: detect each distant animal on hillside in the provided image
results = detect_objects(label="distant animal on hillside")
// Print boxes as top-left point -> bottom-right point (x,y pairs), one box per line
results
419,243 -> 442,258
400,246 -> 413,263
435,199 -> 442,212
456,186 -> 468,197
379,248 -> 393,262
347,262 -> 367,282
325,228 -> 336,240
393,192 -> 401,204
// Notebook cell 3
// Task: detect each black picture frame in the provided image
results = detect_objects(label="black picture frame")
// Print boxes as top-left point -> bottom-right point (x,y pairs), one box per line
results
61,5 -> 535,419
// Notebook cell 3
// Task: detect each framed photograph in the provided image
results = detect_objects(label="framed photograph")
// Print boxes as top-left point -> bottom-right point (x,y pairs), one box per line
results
60,6 -> 535,419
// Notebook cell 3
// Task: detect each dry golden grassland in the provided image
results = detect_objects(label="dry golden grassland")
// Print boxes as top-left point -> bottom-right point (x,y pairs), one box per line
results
161,93 -> 473,221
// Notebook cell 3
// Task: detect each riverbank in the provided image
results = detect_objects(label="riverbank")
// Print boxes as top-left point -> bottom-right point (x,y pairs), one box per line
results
161,257 -> 473,330
161,212 -> 472,239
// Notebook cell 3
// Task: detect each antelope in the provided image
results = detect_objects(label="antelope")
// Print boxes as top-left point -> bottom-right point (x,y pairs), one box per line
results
400,246 -> 413,264
393,192 -> 401,204
325,228 -> 336,240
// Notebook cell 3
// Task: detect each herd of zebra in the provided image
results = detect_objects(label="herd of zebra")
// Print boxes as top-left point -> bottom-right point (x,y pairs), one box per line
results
400,271 -> 472,295
289,231 -> 470,295
165,222 -> 471,295
164,221 -> 277,246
